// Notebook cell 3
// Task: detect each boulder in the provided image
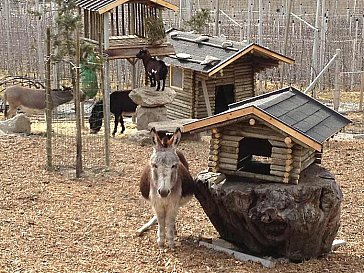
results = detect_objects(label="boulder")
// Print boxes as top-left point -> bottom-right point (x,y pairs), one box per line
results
194,164 -> 342,262
127,130 -> 152,146
148,119 -> 198,132
129,87 -> 176,107
136,105 -> 167,130
148,119 -> 201,141
0,114 -> 31,134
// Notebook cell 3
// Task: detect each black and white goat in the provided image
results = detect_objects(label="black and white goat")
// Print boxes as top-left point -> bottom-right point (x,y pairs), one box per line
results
136,49 -> 168,91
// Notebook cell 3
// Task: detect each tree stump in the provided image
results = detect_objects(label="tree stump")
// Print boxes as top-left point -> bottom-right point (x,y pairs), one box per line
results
194,164 -> 342,262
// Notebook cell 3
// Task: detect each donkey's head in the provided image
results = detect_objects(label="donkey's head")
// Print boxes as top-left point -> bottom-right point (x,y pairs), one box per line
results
136,49 -> 151,60
150,127 -> 182,198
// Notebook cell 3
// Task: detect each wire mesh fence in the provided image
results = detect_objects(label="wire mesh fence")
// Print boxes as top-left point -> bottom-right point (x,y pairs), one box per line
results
0,0 -> 363,176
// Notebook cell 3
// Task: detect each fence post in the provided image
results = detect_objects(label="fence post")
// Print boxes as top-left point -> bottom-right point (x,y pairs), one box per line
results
360,72 -> 364,112
75,28 -> 83,178
214,0 -> 220,36
45,28 -> 52,171
333,49 -> 341,111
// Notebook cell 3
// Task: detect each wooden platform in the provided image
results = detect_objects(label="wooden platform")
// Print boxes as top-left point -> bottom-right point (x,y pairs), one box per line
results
105,35 -> 175,59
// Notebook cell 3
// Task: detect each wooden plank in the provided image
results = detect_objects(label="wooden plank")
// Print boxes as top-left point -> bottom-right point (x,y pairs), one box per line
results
223,170 -> 284,183
221,140 -> 239,148
198,241 -> 275,268
220,152 -> 239,160
269,139 -> 293,148
272,153 -> 293,160
201,79 -> 212,116
220,146 -> 239,154
270,164 -> 293,172
222,135 -> 243,142
219,157 -> 238,164
272,147 -> 292,154
218,163 -> 237,171
271,158 -> 293,165
270,170 -> 290,178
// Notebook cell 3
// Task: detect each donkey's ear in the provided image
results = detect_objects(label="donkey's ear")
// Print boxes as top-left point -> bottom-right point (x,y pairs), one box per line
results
150,127 -> 162,147
168,127 -> 182,148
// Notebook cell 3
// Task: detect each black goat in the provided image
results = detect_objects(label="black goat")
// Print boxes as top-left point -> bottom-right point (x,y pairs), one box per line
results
136,49 -> 168,91
89,91 -> 137,136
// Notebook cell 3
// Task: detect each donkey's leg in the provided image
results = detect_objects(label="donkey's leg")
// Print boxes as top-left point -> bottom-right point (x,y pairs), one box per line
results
165,205 -> 179,248
112,114 -> 119,136
156,211 -> 166,247
7,107 -> 17,119
156,80 -> 161,91
161,78 -> 166,91
119,114 -> 125,134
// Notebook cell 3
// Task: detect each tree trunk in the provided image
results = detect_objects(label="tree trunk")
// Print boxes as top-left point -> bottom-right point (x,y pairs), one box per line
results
194,164 -> 342,262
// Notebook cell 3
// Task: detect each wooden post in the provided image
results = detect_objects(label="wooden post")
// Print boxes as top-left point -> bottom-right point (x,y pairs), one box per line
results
214,0 -> 220,36
360,72 -> 364,112
311,0 -> 321,98
75,28 -> 83,178
100,15 -> 111,168
45,28 -> 52,171
247,0 -> 252,43
333,49 -> 341,111
258,0 -> 263,44
280,0 -> 293,88
201,79 -> 212,116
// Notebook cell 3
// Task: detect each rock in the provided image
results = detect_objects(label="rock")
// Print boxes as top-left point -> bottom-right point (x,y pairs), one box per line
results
127,130 -> 152,146
148,119 -> 197,132
129,87 -> 176,107
0,114 -> 31,134
136,105 -> 167,130
148,119 -> 201,141
194,164 -> 342,262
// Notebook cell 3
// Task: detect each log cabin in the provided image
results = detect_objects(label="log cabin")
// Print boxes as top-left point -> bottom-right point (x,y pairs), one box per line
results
162,29 -> 295,120
182,87 -> 351,184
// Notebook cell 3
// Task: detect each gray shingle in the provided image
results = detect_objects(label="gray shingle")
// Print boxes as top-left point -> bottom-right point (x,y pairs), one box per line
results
229,87 -> 351,144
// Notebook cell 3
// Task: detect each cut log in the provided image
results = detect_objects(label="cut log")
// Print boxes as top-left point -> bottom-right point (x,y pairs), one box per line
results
194,164 -> 342,262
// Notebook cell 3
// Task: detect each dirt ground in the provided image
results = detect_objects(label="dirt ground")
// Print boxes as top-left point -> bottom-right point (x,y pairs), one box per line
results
0,130 -> 363,272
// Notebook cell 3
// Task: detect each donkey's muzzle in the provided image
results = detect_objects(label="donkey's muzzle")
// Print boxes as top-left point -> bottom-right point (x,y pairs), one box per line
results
158,188 -> 171,198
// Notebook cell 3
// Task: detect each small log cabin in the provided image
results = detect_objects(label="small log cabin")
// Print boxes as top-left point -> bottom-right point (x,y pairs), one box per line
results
76,0 -> 177,59
182,87 -> 351,184
162,29 -> 294,120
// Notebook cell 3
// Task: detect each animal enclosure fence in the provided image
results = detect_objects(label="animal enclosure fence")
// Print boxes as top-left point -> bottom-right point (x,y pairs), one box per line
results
162,0 -> 364,109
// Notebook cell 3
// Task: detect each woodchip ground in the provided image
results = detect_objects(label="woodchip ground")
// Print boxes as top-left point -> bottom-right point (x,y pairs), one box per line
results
0,121 -> 363,272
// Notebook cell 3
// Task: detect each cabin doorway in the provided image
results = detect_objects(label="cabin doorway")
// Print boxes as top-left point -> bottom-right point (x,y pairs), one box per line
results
237,137 -> 272,174
214,84 -> 235,114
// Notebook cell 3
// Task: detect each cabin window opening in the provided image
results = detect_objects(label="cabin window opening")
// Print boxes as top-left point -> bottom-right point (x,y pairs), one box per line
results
170,66 -> 183,89
214,84 -> 235,114
237,137 -> 272,175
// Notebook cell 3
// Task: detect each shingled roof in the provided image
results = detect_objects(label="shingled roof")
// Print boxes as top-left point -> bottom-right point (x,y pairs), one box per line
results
183,87 -> 351,151
75,0 -> 178,14
162,29 -> 294,76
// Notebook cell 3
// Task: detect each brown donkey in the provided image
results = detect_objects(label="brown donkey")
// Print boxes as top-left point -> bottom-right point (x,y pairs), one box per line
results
140,128 -> 194,248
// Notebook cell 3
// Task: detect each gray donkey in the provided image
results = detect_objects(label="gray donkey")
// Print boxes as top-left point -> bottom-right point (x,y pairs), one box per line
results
139,128 -> 195,248
3,85 -> 76,119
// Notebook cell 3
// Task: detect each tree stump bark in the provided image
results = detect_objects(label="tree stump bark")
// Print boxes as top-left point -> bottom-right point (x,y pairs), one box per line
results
194,164 -> 342,262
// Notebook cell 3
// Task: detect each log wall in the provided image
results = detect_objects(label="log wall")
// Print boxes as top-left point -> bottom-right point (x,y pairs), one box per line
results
207,118 -> 321,184
166,69 -> 194,119
167,57 -> 255,120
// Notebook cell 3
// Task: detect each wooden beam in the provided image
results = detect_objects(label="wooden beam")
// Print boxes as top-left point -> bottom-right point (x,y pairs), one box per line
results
201,79 -> 212,116
208,44 -> 294,77
98,0 -> 178,14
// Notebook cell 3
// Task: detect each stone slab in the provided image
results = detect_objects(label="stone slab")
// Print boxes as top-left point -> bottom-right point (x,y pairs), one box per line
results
129,86 -> 176,107
0,113 -> 31,134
